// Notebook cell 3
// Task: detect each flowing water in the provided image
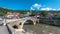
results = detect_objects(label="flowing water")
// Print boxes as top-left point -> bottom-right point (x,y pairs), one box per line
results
23,24 -> 60,34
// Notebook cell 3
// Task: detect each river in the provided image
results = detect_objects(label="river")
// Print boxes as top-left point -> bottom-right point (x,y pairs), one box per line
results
23,24 -> 60,34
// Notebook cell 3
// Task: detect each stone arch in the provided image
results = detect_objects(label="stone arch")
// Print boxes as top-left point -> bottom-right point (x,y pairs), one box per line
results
23,20 -> 34,25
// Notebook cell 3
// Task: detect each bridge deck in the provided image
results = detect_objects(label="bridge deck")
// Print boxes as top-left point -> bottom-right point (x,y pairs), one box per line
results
0,26 -> 9,34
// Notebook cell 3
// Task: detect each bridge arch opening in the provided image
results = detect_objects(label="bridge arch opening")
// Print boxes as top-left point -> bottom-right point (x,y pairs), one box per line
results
13,25 -> 18,29
19,23 -> 22,25
24,20 -> 34,25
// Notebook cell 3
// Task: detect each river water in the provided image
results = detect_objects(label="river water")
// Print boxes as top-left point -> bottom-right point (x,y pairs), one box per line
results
23,24 -> 60,34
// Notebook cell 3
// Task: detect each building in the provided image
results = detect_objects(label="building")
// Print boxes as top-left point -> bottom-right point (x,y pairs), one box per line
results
5,12 -> 24,18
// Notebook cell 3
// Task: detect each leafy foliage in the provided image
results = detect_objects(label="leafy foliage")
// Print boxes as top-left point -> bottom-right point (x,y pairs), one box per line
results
0,7 -> 30,16
40,10 -> 48,16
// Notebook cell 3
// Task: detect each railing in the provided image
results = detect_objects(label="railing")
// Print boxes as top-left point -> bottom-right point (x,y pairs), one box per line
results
6,24 -> 15,34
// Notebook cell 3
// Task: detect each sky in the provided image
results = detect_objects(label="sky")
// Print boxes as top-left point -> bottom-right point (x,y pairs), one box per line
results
0,0 -> 60,10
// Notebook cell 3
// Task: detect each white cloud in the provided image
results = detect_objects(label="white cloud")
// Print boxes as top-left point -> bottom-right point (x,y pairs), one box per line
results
33,3 -> 41,7
30,7 -> 35,10
41,8 -> 51,11
30,3 -> 41,10
52,9 -> 56,10
30,4 -> 58,11
57,8 -> 60,10
41,8 -> 56,11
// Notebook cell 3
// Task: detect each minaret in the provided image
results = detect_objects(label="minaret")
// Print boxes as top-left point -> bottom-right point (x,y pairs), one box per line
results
30,9 -> 32,15
30,7 -> 32,15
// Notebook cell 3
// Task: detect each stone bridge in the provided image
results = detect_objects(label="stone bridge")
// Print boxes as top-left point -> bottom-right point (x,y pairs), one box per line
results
2,17 -> 39,29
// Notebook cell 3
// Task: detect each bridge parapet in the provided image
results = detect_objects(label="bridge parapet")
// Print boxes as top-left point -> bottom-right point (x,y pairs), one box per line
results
2,17 -> 39,29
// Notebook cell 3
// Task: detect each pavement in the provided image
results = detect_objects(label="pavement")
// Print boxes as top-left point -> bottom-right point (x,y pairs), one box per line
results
0,26 -> 9,34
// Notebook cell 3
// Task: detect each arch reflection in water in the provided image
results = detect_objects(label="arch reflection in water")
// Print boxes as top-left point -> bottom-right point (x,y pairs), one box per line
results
24,20 -> 34,25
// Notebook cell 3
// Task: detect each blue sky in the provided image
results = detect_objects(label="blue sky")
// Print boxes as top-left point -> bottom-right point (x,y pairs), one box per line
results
0,0 -> 60,10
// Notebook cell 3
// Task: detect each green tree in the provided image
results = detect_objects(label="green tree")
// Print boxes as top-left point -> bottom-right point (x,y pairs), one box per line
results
40,10 -> 48,16
0,12 -> 5,16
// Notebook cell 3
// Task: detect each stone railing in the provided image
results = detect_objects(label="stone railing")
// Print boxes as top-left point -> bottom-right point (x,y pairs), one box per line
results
6,24 -> 15,34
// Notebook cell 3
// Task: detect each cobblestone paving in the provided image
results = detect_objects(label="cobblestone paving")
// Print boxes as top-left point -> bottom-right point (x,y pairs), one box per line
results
0,26 -> 9,34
